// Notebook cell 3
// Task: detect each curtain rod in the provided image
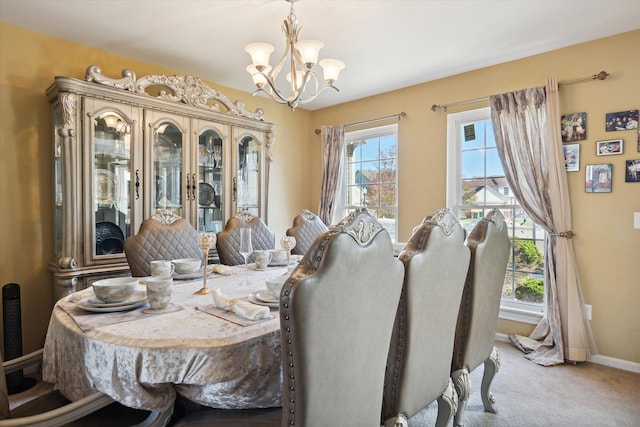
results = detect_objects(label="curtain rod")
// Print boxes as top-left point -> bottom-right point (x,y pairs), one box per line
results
430,71 -> 609,112
314,112 -> 406,135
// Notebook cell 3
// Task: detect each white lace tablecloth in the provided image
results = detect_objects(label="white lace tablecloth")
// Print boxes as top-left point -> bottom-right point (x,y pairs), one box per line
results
42,265 -> 290,412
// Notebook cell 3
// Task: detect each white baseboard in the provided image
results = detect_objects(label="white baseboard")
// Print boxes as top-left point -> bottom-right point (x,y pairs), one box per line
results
589,354 -> 640,374
494,332 -> 640,373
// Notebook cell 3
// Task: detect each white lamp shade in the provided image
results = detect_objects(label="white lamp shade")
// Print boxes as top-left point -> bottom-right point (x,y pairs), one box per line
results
245,43 -> 275,68
246,65 -> 271,86
285,69 -> 305,89
295,40 -> 323,66
319,59 -> 345,82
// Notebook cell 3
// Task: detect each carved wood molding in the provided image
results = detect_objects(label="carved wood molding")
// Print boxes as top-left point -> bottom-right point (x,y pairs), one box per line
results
85,65 -> 265,121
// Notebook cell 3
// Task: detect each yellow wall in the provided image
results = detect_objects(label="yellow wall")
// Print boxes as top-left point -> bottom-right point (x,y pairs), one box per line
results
1,22 -> 638,363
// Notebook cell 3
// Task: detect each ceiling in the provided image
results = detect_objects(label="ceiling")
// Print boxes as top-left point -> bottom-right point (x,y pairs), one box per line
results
2,0 -> 639,111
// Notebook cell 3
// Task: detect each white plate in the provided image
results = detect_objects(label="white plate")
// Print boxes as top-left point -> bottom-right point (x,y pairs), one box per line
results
87,291 -> 147,308
255,290 -> 278,303
76,297 -> 147,313
247,293 -> 279,308
268,255 -> 302,267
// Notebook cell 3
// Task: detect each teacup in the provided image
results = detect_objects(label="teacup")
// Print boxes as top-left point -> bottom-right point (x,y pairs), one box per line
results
269,249 -> 287,264
254,250 -> 273,270
145,277 -> 173,310
150,260 -> 175,278
266,275 -> 287,299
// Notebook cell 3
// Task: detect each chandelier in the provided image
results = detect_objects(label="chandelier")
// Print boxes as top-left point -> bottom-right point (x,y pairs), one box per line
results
244,0 -> 345,110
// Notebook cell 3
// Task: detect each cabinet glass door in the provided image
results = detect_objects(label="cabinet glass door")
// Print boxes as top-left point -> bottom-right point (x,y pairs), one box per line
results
93,110 -> 132,257
197,129 -> 223,233
153,122 -> 184,217
236,135 -> 260,217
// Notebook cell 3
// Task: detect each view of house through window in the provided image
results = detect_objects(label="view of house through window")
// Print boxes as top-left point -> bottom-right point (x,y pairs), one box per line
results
342,124 -> 398,241
447,108 -> 545,318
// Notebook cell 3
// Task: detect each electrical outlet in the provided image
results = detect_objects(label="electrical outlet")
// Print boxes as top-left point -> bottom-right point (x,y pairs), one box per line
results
584,304 -> 592,320
634,212 -> 640,229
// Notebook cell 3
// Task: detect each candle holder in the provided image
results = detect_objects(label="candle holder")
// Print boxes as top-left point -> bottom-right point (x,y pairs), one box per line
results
195,232 -> 216,295
280,236 -> 297,274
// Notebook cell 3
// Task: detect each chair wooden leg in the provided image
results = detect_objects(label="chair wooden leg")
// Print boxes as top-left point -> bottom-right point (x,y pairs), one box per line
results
480,346 -> 500,414
435,378 -> 457,427
452,368 -> 470,427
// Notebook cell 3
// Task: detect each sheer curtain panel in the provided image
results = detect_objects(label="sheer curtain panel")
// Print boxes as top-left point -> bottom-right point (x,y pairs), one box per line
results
318,125 -> 345,225
489,78 -> 595,366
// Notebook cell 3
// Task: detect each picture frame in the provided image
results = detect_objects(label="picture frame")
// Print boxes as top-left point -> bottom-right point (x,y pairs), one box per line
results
605,109 -> 638,131
596,139 -> 623,156
625,159 -> 640,183
585,164 -> 612,193
561,112 -> 587,142
563,144 -> 580,171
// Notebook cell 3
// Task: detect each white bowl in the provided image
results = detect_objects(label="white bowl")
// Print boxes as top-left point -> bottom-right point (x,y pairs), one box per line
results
266,275 -> 288,299
92,277 -> 138,303
172,258 -> 201,274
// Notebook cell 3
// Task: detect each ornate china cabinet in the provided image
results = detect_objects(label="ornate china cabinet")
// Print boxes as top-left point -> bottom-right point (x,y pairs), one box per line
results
47,65 -> 274,300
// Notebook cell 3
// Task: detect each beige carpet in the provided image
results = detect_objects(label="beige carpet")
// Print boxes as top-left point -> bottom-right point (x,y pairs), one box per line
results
408,340 -> 640,427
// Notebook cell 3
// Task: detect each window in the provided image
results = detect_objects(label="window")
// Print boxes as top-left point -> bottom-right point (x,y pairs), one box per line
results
340,124 -> 398,241
447,108 -> 545,324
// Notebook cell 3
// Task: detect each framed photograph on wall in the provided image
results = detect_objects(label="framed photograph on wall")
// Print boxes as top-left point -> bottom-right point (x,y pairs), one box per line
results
596,139 -> 623,156
585,164 -> 612,193
605,109 -> 638,131
561,112 -> 587,142
625,160 -> 640,183
563,144 -> 580,171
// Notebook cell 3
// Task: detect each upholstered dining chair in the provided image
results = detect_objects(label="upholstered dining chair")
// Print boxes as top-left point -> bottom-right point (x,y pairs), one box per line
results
0,349 -> 170,426
451,208 -> 511,427
124,210 -> 204,277
382,209 -> 471,427
215,210 -> 275,265
285,209 -> 328,255
173,208 -> 405,426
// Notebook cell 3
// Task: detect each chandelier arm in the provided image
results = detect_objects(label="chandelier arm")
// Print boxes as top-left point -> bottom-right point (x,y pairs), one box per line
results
254,72 -> 291,105
252,87 -> 288,105
287,69 -> 315,106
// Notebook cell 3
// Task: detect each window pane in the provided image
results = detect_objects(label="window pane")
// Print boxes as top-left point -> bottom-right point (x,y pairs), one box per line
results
360,139 -> 379,162
380,136 -> 396,160
450,113 -> 545,308
485,147 -> 504,177
461,122 -> 485,150
343,124 -> 398,241
461,149 -> 485,179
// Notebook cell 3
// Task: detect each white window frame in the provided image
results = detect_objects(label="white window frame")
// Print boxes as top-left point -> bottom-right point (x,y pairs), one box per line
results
338,124 -> 399,241
446,108 -> 544,325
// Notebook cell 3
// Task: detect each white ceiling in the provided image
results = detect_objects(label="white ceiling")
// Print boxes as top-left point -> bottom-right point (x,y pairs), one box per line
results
2,0 -> 639,111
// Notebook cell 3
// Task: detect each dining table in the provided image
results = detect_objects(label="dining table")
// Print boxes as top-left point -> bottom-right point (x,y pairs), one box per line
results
42,262 -> 297,414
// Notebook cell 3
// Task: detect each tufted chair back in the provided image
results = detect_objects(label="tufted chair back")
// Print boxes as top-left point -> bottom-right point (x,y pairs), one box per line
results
451,208 -> 511,427
280,208 -> 404,425
285,209 -> 328,255
215,210 -> 275,265
124,211 -> 204,277
382,208 -> 471,427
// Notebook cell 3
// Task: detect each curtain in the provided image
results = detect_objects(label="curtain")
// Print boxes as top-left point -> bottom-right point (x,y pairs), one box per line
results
489,78 -> 595,366
318,125 -> 345,226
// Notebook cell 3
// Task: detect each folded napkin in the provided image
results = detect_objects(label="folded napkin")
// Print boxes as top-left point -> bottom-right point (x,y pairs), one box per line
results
212,288 -> 271,320
210,264 -> 235,276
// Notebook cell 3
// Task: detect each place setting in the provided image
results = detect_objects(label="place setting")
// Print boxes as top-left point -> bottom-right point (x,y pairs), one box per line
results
74,277 -> 147,313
